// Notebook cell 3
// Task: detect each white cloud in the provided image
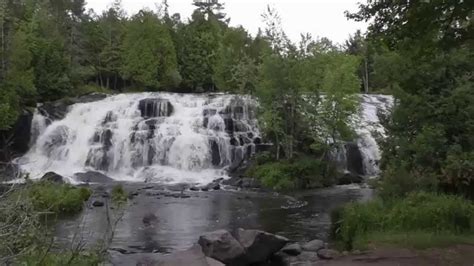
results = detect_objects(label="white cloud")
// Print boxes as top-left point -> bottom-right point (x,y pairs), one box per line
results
86,0 -> 367,44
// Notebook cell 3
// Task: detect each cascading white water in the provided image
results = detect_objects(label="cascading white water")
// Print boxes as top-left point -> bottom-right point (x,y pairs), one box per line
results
18,92 -> 392,184
354,94 -> 393,177
18,93 -> 260,184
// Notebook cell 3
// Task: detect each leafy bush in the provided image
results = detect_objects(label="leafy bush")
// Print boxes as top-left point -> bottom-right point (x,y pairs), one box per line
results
26,182 -> 92,215
246,156 -> 336,190
111,184 -> 128,204
332,192 -> 474,250
378,163 -> 438,200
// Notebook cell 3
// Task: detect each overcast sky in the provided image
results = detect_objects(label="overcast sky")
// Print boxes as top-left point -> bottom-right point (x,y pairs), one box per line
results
86,0 -> 367,44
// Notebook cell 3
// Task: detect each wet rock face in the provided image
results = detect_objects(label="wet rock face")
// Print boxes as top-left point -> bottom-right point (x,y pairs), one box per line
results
74,171 -> 114,183
38,93 -> 108,121
345,142 -> 364,176
138,98 -> 173,118
0,109 -> 34,160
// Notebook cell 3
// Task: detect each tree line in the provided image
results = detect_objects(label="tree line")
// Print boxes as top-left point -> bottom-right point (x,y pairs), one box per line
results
0,0 -> 381,130
347,0 -> 473,198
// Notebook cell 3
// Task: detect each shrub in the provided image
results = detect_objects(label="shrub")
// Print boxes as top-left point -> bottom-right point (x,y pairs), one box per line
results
111,184 -> 128,205
246,156 -> 336,190
378,162 -> 439,200
18,251 -> 101,266
332,192 -> 474,250
26,182 -> 92,215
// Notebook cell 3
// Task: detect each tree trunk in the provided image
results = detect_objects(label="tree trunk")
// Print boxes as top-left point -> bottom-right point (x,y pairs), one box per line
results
0,7 -> 5,80
364,58 -> 369,93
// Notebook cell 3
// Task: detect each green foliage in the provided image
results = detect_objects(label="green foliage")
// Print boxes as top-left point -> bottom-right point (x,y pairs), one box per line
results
378,162 -> 439,201
0,86 -> 19,130
352,231 -> 474,251
121,11 -> 180,90
246,156 -> 336,191
317,53 -> 360,143
111,184 -> 127,205
214,26 -> 258,93
18,251 -> 101,266
348,0 -> 474,198
333,192 -> 474,250
25,182 -> 92,215
5,23 -> 36,103
0,192 -> 43,256
177,10 -> 222,92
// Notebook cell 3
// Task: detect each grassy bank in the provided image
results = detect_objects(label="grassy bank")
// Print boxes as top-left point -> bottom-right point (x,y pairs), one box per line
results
332,192 -> 474,250
25,182 -> 92,215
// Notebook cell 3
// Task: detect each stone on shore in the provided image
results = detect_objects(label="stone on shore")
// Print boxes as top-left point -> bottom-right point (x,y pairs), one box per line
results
198,230 -> 245,264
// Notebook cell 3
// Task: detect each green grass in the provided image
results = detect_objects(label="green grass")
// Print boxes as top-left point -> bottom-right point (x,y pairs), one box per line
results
24,181 -> 92,215
18,251 -> 101,266
332,192 -> 474,250
352,231 -> 474,250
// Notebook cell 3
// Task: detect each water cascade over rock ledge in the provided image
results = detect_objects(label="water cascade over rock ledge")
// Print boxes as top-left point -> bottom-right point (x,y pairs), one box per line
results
16,92 -> 392,184
18,93 -> 260,184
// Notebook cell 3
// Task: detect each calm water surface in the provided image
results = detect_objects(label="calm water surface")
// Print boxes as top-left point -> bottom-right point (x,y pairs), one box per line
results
55,184 -> 372,253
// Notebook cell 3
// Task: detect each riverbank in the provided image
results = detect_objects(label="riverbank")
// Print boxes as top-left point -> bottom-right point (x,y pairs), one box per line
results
323,244 -> 474,266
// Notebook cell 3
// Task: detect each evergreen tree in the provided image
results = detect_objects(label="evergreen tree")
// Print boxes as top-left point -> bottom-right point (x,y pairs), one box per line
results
177,10 -> 221,92
121,10 -> 179,90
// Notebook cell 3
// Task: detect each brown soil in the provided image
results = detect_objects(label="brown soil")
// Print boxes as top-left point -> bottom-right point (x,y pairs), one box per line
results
321,245 -> 474,266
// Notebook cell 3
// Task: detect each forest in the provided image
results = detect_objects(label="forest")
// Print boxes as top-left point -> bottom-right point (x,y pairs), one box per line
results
0,0 -> 473,264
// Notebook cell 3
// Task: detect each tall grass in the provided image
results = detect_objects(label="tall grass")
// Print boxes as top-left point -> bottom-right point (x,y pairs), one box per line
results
332,192 -> 474,250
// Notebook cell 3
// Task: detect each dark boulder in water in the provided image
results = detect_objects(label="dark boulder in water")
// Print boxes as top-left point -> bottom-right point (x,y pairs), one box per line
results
74,171 -> 114,183
41,172 -> 64,183
138,98 -> 173,118
92,200 -> 104,207
337,172 -> 364,185
198,230 -> 245,264
235,228 -> 289,264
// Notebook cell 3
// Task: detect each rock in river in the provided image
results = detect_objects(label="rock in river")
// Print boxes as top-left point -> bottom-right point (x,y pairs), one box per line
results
235,228 -> 289,264
198,230 -> 245,264
280,243 -> 302,256
301,239 -> 325,252
40,172 -> 64,183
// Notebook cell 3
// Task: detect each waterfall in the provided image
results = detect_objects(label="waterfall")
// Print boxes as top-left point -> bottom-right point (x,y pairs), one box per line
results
18,93 -> 260,184
354,94 -> 394,177
18,92 -> 392,184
